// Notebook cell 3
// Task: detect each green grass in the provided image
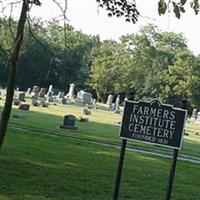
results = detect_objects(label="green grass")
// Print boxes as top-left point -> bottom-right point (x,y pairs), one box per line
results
0,101 -> 200,199
0,129 -> 200,200
6,103 -> 200,158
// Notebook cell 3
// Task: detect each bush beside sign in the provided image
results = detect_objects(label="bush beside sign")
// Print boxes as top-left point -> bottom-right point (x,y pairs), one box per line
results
120,99 -> 187,149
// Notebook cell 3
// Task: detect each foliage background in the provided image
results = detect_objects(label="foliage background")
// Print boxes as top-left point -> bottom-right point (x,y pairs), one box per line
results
1,19 -> 200,109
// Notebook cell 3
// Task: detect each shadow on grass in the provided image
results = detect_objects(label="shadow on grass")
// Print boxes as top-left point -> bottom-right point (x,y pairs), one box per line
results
0,131 -> 199,200
1,105 -> 200,158
0,131 -> 119,200
0,116 -> 199,200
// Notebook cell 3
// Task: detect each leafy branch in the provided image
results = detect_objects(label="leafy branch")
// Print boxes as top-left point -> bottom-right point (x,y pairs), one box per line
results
158,0 -> 199,18
96,0 -> 140,23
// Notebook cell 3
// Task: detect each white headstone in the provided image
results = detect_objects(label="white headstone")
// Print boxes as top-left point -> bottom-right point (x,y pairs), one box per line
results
76,90 -> 92,105
195,111 -> 200,124
106,94 -> 113,111
66,83 -> 75,99
115,95 -> 120,109
191,108 -> 197,121
48,85 -> 53,92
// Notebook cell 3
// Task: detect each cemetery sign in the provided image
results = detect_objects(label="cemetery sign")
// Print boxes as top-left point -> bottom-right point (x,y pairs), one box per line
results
120,99 -> 187,149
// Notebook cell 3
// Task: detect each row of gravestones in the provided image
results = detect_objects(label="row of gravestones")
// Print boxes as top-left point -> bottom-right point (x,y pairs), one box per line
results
1,85 -> 121,114
21,83 -> 95,106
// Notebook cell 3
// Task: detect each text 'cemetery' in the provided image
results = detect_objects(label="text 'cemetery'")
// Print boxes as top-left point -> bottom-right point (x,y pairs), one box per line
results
120,100 -> 187,149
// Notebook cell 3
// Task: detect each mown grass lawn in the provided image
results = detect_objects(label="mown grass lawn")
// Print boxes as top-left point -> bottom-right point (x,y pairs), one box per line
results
0,102 -> 199,199
5,103 -> 200,157
0,129 -> 200,200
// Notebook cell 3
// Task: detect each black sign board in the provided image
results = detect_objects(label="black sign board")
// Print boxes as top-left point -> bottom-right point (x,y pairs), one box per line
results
120,99 -> 187,149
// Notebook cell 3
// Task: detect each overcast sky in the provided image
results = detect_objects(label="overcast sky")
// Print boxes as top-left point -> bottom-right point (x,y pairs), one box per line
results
2,0 -> 200,55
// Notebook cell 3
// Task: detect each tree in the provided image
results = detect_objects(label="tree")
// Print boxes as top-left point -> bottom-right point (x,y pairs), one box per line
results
159,50 -> 200,108
43,21 -> 100,91
0,0 -> 41,148
89,40 -> 119,102
0,44 -> 9,87
89,24 -> 194,104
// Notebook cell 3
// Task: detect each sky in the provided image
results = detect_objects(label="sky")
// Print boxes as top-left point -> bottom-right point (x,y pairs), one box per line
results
2,0 -> 200,55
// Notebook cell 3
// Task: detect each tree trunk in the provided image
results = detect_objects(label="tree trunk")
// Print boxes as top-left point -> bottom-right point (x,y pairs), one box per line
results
0,0 -> 29,148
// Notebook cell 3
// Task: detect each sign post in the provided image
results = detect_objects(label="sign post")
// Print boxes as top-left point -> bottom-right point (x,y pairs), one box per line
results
165,149 -> 179,200
113,99 -> 187,199
165,99 -> 187,200
112,139 -> 127,200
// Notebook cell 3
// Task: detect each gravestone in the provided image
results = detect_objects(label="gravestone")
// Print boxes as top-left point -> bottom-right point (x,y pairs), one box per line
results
47,85 -> 53,93
76,90 -> 92,105
46,85 -> 54,99
45,85 -> 52,97
13,98 -> 21,105
106,94 -> 113,111
27,88 -> 31,94
191,108 -> 197,121
31,92 -> 39,103
60,115 -> 77,130
66,83 -> 75,99
47,96 -> 54,103
39,88 -> 46,98
92,98 -> 97,109
18,103 -> 30,111
56,92 -> 66,104
57,91 -> 61,98
195,111 -> 200,124
115,95 -> 120,109
57,91 -> 65,99
18,92 -> 25,101
31,92 -> 39,106
31,86 -> 40,101
26,88 -> 31,98
61,98 -> 67,104
32,85 -> 40,94
32,99 -> 40,106
114,95 -> 120,113
41,99 -> 48,107
82,106 -> 92,115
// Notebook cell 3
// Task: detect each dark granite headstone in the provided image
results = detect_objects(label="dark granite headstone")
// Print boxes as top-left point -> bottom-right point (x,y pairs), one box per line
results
61,98 -> 67,104
60,115 -> 77,130
18,92 -> 25,101
18,103 -> 30,111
